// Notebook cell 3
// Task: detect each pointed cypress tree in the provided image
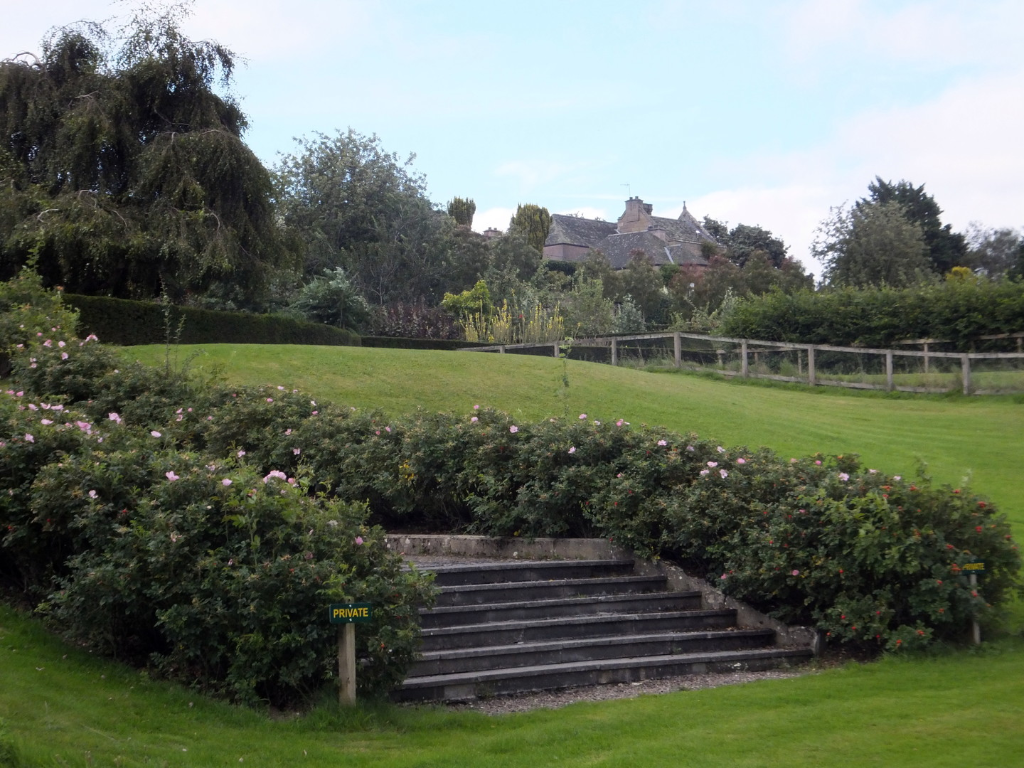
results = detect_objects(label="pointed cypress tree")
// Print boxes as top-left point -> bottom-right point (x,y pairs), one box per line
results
508,203 -> 552,254
0,4 -> 296,307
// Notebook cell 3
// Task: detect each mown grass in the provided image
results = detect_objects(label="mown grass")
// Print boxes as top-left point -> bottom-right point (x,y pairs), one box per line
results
1,343 -> 1020,766
3,602 -> 1023,767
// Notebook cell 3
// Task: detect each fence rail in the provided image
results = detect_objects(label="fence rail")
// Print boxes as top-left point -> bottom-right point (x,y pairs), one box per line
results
461,332 -> 1024,395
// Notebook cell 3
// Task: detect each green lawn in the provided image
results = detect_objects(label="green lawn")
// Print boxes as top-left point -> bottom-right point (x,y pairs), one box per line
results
2,343 -> 1021,767
3,602 -> 1023,768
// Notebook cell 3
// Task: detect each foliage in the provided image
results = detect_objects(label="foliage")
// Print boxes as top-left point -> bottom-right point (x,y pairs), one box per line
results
563,278 -> 615,337
441,280 -> 493,319
612,296 -> 646,334
461,300 -> 564,345
446,197 -> 476,228
722,279 -> 1024,349
507,204 -> 552,254
64,293 -> 360,347
814,201 -> 932,288
702,216 -> 789,268
366,301 -> 461,340
487,232 -> 543,284
965,224 -> 1023,279
0,5 -> 295,306
861,177 -> 967,275
287,268 -> 370,331
609,252 -> 666,325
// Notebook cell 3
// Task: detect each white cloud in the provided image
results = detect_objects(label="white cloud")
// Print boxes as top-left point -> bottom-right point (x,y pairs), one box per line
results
784,0 -> 1024,69
678,65 -> 1024,278
472,207 -> 515,234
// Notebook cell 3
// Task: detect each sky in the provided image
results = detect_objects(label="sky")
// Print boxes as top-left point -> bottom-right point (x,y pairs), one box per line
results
2,0 -> 1022,275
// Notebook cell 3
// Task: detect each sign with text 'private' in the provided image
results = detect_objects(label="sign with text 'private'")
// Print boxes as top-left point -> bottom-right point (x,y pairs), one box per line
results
329,602 -> 373,624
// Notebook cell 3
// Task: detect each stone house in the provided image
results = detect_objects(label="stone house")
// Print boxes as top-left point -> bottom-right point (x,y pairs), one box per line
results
543,197 -> 717,269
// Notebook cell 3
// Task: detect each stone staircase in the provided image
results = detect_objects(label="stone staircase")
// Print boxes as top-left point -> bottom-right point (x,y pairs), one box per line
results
395,558 -> 813,703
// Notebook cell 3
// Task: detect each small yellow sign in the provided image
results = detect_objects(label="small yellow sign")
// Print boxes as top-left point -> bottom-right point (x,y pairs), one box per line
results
329,602 -> 373,624
961,562 -> 986,573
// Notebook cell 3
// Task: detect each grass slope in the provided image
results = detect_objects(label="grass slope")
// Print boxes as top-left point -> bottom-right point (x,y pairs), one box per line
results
129,344 -> 1024,528
3,602 -> 1023,768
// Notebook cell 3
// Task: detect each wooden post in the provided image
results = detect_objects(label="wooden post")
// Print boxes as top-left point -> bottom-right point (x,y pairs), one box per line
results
611,338 -> 618,366
753,350 -> 760,372
673,332 -> 681,368
553,341 -> 559,358
970,573 -> 981,645
499,345 -> 506,355
741,340 -> 748,378
797,349 -> 803,376
961,354 -> 971,395
338,624 -> 356,706
923,342 -> 930,374
885,350 -> 894,391
807,346 -> 816,386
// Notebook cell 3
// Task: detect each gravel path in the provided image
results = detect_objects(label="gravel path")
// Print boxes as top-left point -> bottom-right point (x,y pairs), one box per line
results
444,668 -> 812,715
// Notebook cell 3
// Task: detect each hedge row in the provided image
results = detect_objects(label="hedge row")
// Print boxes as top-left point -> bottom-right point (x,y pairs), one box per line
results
360,336 -> 489,351
64,294 -> 360,347
722,280 -> 1024,349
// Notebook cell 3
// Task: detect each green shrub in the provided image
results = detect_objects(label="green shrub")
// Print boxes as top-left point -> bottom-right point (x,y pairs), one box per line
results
723,281 -> 1024,349
63,294 -> 360,347
36,451 -> 430,705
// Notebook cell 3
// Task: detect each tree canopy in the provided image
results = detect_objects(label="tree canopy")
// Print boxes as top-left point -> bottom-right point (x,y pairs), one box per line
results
508,203 -> 552,253
702,216 -> 789,268
814,201 -> 931,288
859,177 -> 967,275
0,5 -> 294,306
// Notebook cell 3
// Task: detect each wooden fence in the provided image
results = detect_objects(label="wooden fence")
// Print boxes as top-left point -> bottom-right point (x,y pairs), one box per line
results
462,332 -> 1024,396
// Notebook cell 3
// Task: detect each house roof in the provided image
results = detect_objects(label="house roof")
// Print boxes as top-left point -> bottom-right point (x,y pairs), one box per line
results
545,201 -> 717,268
590,231 -> 709,269
545,214 -> 617,248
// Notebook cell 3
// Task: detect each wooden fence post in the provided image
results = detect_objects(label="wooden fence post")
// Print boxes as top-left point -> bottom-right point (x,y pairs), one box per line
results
807,346 -> 816,386
499,345 -> 506,354
338,624 -> 356,706
741,340 -> 749,378
673,332 -> 681,368
923,342 -> 930,374
553,341 -> 559,358
797,349 -> 803,376
962,354 -> 971,395
611,338 -> 618,366
885,350 -> 894,391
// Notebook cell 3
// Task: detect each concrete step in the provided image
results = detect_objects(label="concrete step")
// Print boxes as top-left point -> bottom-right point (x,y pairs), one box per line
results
411,628 -> 777,676
419,590 -> 702,629
427,559 -> 636,587
419,608 -> 738,652
435,575 -> 668,607
397,647 -> 814,703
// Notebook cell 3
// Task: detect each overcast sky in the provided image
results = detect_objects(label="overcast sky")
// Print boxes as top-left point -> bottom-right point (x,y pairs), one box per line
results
3,0 -> 1022,275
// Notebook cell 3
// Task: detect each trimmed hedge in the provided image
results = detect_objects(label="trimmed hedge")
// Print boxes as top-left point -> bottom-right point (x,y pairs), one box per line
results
63,294 -> 360,347
722,281 -> 1024,349
360,336 -> 490,351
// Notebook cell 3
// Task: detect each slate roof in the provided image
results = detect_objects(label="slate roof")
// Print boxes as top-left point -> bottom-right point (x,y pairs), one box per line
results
545,214 -> 617,248
592,231 -> 709,269
545,202 -> 716,269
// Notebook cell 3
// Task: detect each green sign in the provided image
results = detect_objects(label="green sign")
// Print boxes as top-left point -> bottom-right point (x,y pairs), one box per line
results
962,561 -> 986,574
329,602 -> 373,624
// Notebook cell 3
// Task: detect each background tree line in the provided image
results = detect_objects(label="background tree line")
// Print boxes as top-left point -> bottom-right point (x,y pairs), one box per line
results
2,5 -> 1020,343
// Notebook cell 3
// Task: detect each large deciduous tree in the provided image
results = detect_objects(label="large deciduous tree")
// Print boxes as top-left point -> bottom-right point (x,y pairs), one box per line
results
0,5 -> 294,306
814,201 -> 931,288
275,129 -> 485,306
860,177 -> 967,274
702,216 -> 789,268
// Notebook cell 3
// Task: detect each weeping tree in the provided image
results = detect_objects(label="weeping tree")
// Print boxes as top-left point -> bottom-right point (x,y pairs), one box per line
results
0,3 -> 296,307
